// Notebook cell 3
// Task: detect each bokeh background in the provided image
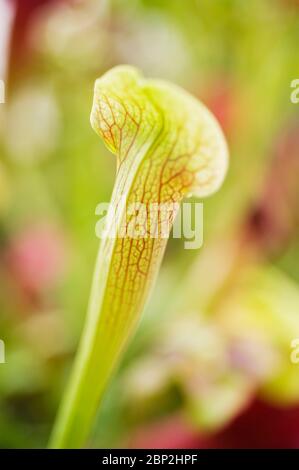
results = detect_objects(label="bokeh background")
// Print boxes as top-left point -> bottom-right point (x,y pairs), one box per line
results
1,0 -> 299,448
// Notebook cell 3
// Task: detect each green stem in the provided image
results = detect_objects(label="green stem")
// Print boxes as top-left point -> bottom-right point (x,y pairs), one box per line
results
49,165 -> 168,448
